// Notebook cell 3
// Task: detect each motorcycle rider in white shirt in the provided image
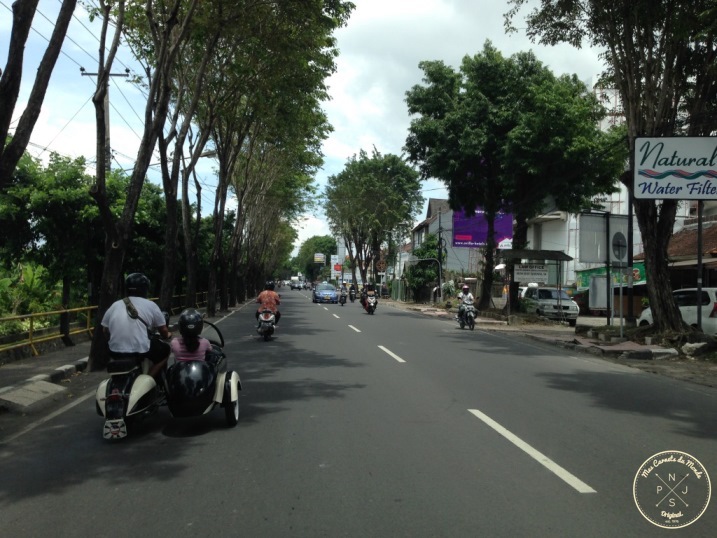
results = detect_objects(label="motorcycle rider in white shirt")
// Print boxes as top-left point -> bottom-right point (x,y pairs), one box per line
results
456,284 -> 474,322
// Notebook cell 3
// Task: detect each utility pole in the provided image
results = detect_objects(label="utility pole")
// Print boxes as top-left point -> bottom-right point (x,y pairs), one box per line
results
80,67 -> 129,171
437,209 -> 444,300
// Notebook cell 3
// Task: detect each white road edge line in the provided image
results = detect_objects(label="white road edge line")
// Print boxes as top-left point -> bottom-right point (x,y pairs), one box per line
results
467,408 -> 596,494
349,325 -> 361,333
378,345 -> 406,363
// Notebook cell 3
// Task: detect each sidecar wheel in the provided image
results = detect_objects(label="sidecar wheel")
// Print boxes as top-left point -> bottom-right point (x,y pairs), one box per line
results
224,382 -> 239,427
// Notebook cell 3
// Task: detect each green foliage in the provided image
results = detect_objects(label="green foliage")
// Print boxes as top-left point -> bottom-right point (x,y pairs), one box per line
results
404,234 -> 440,298
293,235 -> 337,282
405,41 -> 625,224
324,148 -> 423,283
405,41 -> 627,308
0,263 -> 62,336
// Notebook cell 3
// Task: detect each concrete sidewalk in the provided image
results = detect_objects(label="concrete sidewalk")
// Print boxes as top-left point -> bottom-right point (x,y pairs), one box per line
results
401,302 -> 678,358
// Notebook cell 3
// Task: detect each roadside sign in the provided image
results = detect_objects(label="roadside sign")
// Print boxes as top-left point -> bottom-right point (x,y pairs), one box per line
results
514,264 -> 548,283
634,137 -> 717,200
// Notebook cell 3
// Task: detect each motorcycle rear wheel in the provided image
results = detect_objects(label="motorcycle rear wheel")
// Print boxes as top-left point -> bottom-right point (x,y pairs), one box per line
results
468,317 -> 475,330
459,320 -> 465,329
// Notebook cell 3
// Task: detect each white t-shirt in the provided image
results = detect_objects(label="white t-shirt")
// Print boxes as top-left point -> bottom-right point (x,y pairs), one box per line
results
458,292 -> 474,304
101,296 -> 166,353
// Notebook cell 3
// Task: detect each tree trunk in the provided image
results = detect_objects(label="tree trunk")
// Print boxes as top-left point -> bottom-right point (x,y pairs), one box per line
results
158,134 -> 179,313
477,211 -> 496,311
181,167 -> 201,309
632,194 -> 683,332
505,207 -> 530,313
89,237 -> 126,370
0,0 -> 77,187
60,275 -> 74,346
206,177 -> 228,317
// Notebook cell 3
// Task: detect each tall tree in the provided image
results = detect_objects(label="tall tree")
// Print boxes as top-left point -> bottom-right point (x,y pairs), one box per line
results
0,0 -> 78,188
324,149 -> 424,285
405,41 -> 625,310
89,0 -> 201,370
203,0 -> 353,316
505,0 -> 717,332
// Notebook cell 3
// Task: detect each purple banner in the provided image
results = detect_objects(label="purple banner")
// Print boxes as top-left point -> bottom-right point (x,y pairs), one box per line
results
452,209 -> 513,248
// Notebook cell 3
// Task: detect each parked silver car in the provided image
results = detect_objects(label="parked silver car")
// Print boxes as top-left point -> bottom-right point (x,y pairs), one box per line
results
638,288 -> 717,336
521,286 -> 579,326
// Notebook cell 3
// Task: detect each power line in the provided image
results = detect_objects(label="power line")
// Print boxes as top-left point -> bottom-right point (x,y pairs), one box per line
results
35,92 -> 94,157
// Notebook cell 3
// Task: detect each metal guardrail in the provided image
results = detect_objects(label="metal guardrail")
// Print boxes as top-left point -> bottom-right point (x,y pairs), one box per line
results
0,292 -> 211,357
0,306 -> 97,356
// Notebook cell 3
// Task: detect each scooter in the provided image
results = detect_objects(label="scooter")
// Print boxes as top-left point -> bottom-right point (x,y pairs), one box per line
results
365,294 -> 377,315
339,289 -> 347,306
349,289 -> 356,303
458,301 -> 476,330
95,348 -> 167,440
256,308 -> 276,341
166,320 -> 241,427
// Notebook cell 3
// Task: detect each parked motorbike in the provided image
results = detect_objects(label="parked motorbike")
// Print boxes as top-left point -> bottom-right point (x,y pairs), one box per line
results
349,289 -> 356,303
339,289 -> 347,306
166,320 -> 241,427
256,308 -> 276,341
365,294 -> 377,315
95,348 -> 168,441
458,301 -> 476,330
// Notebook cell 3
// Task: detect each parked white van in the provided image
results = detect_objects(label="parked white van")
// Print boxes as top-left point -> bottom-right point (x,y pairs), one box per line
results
638,288 -> 717,336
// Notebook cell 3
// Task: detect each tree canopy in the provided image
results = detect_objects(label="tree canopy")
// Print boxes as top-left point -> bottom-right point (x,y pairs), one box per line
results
324,149 -> 423,285
405,41 -> 626,309
294,235 -> 337,283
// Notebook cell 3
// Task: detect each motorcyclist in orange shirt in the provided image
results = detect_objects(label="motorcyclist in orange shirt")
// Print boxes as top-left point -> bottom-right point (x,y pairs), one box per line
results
256,280 -> 281,325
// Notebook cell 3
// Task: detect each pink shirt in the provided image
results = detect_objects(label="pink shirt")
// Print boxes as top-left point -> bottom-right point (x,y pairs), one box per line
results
170,337 -> 211,361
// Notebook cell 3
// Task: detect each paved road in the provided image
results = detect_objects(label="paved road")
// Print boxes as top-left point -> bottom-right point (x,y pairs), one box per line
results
0,291 -> 715,536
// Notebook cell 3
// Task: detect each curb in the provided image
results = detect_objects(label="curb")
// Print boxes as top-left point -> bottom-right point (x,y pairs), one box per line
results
524,334 -> 680,361
0,358 -> 89,411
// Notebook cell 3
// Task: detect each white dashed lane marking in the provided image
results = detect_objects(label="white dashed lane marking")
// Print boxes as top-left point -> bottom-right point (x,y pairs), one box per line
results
468,408 -> 596,494
378,345 -> 406,363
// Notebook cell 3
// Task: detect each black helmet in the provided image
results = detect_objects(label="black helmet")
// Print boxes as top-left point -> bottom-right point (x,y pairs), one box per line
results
179,308 -> 203,339
126,273 -> 150,297
265,280 -> 275,290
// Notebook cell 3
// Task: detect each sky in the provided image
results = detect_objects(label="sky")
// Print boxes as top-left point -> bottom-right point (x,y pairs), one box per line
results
1,0 -> 607,254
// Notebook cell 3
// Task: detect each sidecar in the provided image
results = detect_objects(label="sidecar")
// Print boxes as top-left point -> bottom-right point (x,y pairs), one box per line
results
166,321 -> 242,427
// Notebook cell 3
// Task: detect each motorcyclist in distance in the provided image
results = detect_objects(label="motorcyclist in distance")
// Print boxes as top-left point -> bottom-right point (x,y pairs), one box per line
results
256,280 -> 281,325
456,284 -> 475,322
101,272 -> 172,379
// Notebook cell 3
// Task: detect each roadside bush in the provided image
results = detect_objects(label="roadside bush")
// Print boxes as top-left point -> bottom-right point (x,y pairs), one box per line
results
0,264 -> 61,337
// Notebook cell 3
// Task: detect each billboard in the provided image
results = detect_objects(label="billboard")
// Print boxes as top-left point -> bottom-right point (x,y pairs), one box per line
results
634,137 -> 717,199
314,253 -> 326,263
452,209 -> 513,248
